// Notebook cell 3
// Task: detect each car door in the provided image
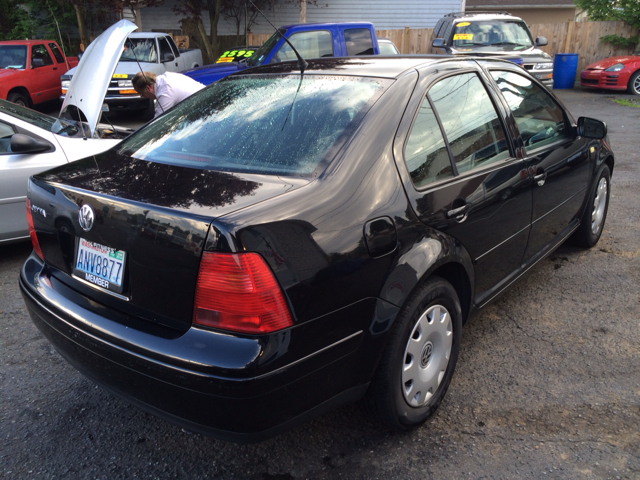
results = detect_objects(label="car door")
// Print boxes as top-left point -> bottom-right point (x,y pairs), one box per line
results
158,36 -> 179,72
166,36 -> 186,71
0,118 -> 66,242
488,69 -> 591,262
29,44 -> 61,103
396,63 -> 533,304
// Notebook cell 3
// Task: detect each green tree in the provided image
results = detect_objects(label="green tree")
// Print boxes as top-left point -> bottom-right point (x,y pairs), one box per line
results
575,0 -> 640,54
173,0 -> 222,64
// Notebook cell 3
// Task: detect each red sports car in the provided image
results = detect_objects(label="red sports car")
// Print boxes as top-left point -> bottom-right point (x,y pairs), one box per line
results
580,55 -> 640,95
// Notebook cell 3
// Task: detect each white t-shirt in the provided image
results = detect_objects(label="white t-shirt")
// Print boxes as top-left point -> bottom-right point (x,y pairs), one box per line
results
154,72 -> 205,118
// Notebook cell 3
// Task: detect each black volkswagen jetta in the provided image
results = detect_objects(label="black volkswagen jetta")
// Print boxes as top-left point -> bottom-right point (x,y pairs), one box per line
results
20,56 -> 613,442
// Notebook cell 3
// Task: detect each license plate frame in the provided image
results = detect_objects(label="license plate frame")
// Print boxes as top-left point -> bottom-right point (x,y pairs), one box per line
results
73,238 -> 126,294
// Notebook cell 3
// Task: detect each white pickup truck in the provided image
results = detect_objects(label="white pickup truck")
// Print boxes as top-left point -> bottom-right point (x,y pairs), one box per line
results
61,32 -> 203,118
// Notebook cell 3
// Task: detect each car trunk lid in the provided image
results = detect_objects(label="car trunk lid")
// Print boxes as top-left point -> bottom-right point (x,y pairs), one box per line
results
29,151 -> 307,330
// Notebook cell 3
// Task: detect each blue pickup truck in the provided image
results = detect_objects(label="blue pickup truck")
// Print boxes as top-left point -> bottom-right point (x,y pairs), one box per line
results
184,22 -> 384,85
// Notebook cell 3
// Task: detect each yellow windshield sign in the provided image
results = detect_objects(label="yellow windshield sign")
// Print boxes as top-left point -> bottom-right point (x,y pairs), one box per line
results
453,33 -> 473,40
456,22 -> 471,27
216,49 -> 255,63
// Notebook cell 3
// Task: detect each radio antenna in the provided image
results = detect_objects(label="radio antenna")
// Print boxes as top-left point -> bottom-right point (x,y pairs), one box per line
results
248,0 -> 308,74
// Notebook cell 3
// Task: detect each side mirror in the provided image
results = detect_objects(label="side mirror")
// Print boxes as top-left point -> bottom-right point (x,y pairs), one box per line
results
577,117 -> 607,139
162,53 -> 175,62
535,36 -> 548,47
432,38 -> 446,49
10,133 -> 53,154
31,58 -> 45,68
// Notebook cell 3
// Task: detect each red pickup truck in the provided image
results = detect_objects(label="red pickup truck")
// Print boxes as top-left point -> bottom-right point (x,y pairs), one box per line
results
0,40 -> 78,107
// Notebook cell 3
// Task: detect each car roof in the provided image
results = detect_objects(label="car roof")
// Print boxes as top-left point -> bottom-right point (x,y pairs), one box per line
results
129,32 -> 170,38
0,40 -> 56,46
236,55 -> 516,79
279,22 -> 375,29
449,12 -> 524,22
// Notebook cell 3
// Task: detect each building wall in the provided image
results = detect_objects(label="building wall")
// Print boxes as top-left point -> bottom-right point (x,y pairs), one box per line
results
140,0 -> 464,35
507,8 -> 577,25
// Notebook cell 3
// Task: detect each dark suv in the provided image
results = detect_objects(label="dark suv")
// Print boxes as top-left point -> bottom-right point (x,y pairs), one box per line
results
432,12 -> 554,87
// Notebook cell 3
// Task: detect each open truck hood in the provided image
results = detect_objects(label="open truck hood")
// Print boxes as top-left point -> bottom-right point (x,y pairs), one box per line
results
60,19 -> 138,138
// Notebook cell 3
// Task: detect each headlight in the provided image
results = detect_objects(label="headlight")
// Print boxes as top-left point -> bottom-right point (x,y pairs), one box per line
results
118,79 -> 133,87
534,63 -> 553,70
604,63 -> 624,72
61,80 -> 71,88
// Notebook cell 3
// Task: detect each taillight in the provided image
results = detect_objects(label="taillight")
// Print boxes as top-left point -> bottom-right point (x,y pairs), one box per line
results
193,252 -> 293,334
25,199 -> 44,259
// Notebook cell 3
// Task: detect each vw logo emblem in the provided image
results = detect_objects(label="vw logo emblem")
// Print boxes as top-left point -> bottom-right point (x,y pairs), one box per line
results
78,204 -> 95,232
420,342 -> 433,368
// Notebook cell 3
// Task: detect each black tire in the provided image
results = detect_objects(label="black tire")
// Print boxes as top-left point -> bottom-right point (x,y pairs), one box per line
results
365,276 -> 462,431
573,164 -> 611,248
7,92 -> 30,107
627,70 -> 640,96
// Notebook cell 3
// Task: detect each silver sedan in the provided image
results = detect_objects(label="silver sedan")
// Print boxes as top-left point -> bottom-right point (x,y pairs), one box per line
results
0,100 -> 126,244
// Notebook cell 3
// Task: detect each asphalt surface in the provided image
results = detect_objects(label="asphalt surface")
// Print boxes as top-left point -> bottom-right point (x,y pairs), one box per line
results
1,88 -> 639,479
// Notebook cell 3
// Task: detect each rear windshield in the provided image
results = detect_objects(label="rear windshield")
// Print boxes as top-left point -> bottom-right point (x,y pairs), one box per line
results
116,74 -> 390,176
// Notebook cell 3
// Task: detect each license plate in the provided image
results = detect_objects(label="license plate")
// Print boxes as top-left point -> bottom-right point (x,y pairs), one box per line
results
73,238 -> 126,294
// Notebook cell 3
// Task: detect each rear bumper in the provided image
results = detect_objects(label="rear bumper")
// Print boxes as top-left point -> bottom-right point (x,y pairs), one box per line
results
20,253 -> 395,442
580,70 -> 626,91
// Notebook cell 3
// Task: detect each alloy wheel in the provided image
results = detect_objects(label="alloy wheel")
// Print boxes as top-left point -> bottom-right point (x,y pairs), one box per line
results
591,176 -> 608,235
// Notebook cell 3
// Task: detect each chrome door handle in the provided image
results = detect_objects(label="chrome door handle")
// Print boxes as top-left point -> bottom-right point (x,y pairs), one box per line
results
446,204 -> 469,222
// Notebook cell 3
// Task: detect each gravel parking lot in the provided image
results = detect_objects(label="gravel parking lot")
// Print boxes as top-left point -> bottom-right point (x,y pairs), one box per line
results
1,87 -> 639,479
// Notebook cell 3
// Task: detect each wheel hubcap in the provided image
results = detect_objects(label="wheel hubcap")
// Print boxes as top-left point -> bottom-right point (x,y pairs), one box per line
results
634,76 -> 640,95
402,304 -> 453,407
591,176 -> 608,235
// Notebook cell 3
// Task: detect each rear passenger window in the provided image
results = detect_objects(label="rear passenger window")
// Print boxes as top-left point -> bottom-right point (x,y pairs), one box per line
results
47,43 -> 65,63
344,29 -> 374,55
272,31 -> 333,62
491,70 -> 570,153
429,73 -> 510,174
404,98 -> 453,187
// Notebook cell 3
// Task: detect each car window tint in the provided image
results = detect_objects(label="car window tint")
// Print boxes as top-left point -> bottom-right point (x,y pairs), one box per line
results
117,75 -> 390,176
0,121 -> 15,153
158,37 -> 173,62
344,29 -> 374,55
0,121 -> 14,138
491,70 -> 570,152
167,36 -> 181,57
272,31 -> 333,62
0,99 -> 76,135
0,45 -> 27,69
47,43 -> 65,63
442,21 -> 453,43
404,98 -> 453,187
429,73 -> 510,174
31,44 -> 54,66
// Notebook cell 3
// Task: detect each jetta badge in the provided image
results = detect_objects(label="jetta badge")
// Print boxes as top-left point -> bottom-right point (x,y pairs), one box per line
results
78,204 -> 95,232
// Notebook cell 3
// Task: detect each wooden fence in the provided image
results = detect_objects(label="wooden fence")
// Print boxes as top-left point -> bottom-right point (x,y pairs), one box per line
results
247,20 -> 638,75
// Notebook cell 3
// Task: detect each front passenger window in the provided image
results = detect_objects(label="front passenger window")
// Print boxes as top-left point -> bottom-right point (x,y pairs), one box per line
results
272,31 -> 333,62
491,70 -> 570,153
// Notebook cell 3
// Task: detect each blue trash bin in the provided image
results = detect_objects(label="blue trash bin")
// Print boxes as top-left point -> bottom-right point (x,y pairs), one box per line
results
553,53 -> 579,89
